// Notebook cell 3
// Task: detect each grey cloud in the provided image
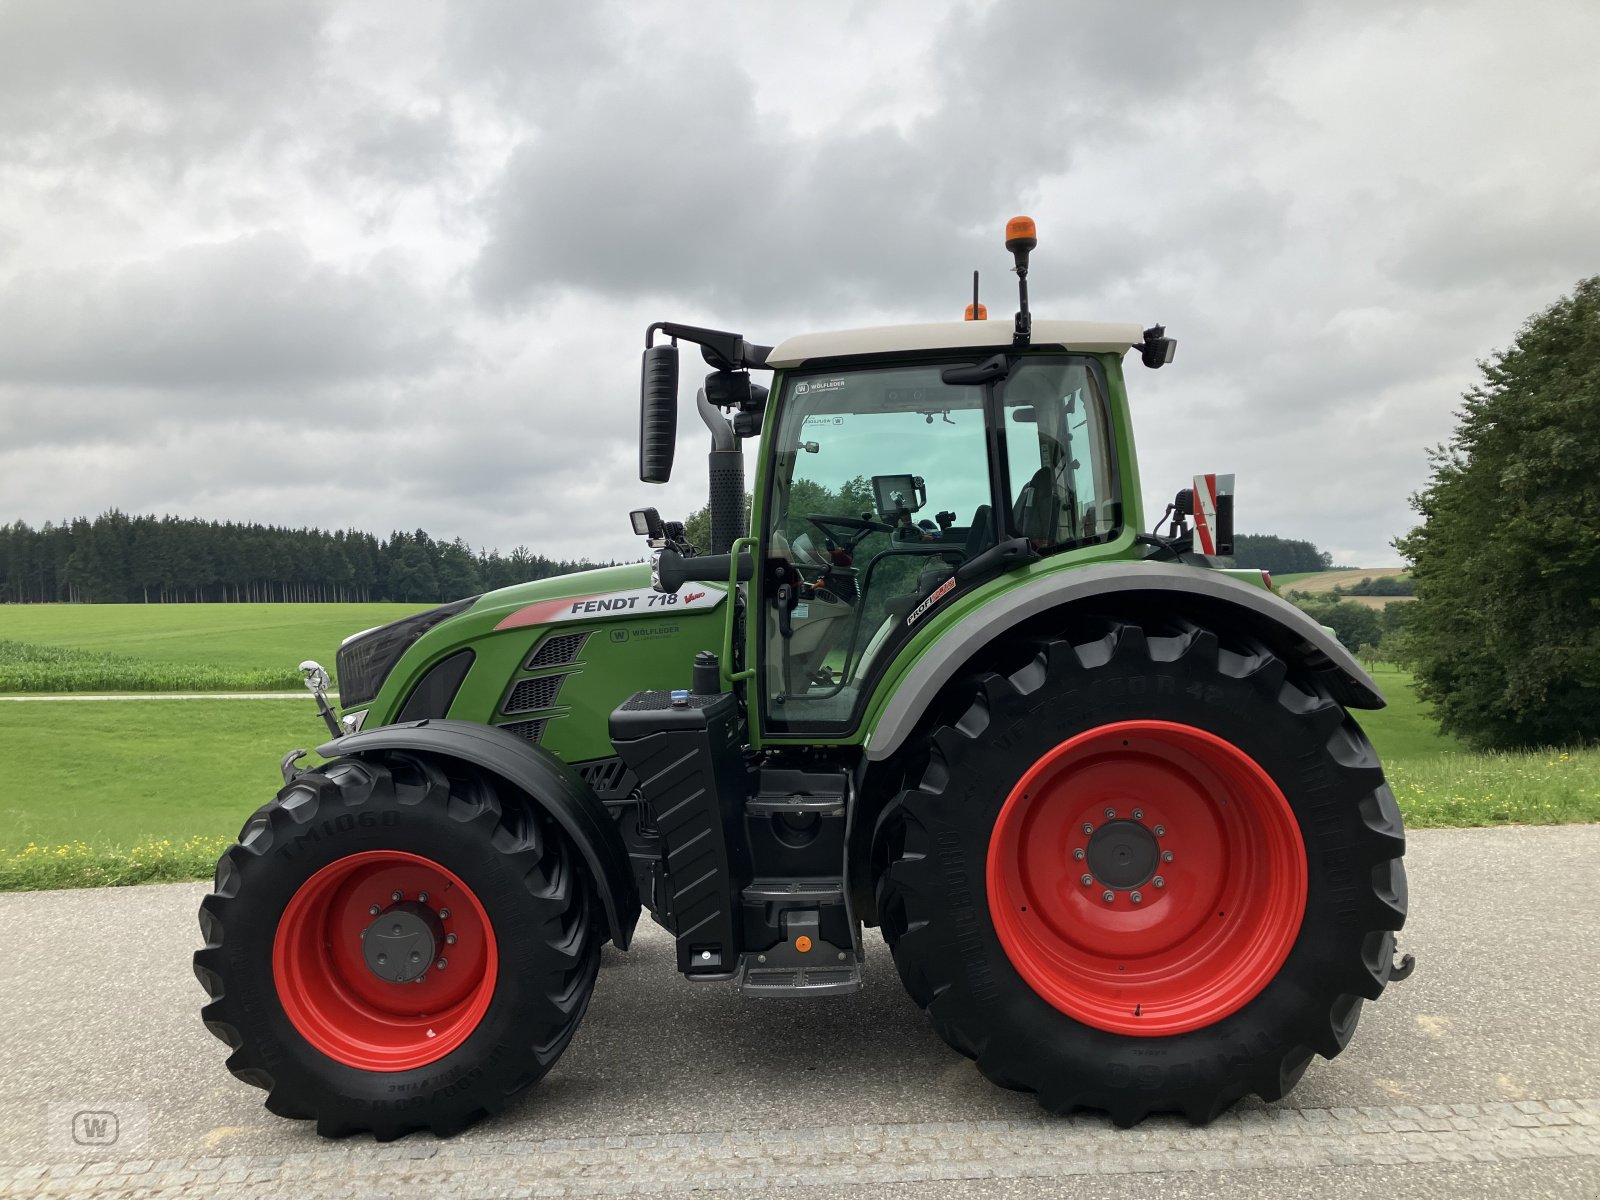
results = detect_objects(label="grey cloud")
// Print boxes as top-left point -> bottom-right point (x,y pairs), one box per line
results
0,232 -> 455,390
470,1 -> 1319,323
0,0 -> 333,146
1387,185 -> 1600,293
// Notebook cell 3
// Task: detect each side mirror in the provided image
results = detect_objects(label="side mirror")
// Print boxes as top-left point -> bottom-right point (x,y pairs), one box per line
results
639,343 -> 679,483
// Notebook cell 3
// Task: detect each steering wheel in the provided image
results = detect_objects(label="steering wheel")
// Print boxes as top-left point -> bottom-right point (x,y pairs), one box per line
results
805,513 -> 893,549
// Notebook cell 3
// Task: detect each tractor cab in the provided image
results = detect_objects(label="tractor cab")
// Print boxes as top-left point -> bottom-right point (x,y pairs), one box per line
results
754,338 -> 1126,734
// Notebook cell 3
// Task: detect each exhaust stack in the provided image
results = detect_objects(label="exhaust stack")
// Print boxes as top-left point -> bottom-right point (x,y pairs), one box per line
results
698,388 -> 744,556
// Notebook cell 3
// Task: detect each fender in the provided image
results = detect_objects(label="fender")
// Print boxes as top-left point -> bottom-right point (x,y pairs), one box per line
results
318,718 -> 641,949
865,560 -> 1384,763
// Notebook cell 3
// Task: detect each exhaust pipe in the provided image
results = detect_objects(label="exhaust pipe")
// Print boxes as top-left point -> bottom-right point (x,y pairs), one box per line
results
698,388 -> 744,556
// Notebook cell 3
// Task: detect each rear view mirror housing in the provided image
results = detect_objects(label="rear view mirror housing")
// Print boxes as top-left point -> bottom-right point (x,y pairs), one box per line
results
639,343 -> 679,483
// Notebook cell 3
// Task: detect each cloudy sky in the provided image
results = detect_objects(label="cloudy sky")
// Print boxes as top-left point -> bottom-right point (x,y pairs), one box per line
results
2,0 -> 1597,568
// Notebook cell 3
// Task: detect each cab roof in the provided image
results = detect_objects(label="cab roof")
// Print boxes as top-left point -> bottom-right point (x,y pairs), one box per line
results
765,320 -> 1145,369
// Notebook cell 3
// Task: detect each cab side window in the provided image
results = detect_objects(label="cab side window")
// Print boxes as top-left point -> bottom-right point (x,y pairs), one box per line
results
1003,360 -> 1117,549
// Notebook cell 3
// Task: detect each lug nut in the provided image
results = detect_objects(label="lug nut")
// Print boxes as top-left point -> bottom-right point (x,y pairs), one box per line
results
1154,876 -> 1165,888
1104,808 -> 1115,819
1162,850 -> 1174,863
1132,808 -> 1144,820
1131,891 -> 1143,904
445,933 -> 457,945
435,958 -> 448,970
369,904 -> 381,916
391,890 -> 402,902
1072,848 -> 1086,861
1102,890 -> 1115,903
1081,873 -> 1094,886
1153,825 -> 1166,837
1082,823 -> 1094,835
438,908 -> 450,920
418,892 -> 429,904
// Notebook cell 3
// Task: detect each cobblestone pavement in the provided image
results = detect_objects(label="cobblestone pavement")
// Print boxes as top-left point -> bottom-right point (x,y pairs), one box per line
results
2,825 -> 1598,1198
3,1099 -> 1598,1198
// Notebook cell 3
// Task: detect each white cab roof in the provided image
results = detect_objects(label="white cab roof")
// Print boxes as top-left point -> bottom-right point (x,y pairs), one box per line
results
766,319 -> 1144,369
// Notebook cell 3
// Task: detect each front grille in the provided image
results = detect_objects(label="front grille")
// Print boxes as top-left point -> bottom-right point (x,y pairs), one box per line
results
527,632 -> 589,669
498,719 -> 547,744
504,673 -> 567,714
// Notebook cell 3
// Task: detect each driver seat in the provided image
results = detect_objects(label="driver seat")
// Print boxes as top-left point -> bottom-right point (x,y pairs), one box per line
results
881,505 -> 993,623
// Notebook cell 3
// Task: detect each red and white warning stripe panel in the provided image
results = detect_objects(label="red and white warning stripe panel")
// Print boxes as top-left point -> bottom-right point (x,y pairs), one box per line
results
1191,473 -> 1234,556
495,585 -> 726,631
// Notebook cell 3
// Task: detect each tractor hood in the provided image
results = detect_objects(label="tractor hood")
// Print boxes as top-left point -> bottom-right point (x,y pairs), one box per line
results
340,560 -> 731,762
474,561 -> 727,632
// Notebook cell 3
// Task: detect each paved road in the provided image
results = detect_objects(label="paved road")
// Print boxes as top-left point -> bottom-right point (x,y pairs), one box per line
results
2,825 -> 1597,1198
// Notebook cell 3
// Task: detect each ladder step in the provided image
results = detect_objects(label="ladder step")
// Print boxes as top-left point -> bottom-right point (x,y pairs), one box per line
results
747,794 -> 845,815
737,958 -> 861,997
742,877 -> 844,903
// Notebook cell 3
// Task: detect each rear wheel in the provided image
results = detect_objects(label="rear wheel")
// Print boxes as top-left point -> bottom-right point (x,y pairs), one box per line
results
874,617 -> 1407,1125
194,751 -> 600,1139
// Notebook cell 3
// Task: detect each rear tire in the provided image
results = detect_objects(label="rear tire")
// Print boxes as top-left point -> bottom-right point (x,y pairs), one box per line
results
194,751 -> 600,1140
874,617 -> 1407,1125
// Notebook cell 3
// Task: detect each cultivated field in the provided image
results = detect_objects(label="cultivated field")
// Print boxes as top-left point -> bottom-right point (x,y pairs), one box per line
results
0,604 -> 1594,890
0,601 -> 427,691
1273,567 -> 1409,592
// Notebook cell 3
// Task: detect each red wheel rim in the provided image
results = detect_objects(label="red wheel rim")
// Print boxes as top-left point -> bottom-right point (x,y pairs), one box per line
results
273,850 -> 498,1070
986,720 -> 1306,1035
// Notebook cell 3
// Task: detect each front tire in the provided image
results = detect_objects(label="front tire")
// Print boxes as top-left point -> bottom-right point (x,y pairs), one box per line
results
194,751 -> 600,1139
874,617 -> 1407,1125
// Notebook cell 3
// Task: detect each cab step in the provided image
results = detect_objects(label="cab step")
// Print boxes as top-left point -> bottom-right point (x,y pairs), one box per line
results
733,905 -> 861,997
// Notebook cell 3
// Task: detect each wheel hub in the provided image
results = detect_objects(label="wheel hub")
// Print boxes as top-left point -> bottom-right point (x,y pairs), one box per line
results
362,900 -> 443,983
1085,819 -> 1158,890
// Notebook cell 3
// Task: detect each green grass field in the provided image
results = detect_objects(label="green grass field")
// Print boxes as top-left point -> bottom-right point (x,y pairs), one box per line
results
0,639 -> 303,692
0,605 -> 1594,889
0,602 -> 428,685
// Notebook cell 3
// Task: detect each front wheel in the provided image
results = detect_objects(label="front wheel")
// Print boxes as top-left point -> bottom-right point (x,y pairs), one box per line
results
875,617 -> 1408,1125
194,751 -> 600,1139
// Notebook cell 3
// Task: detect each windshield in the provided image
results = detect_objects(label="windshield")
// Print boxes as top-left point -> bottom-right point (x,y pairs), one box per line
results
760,355 -> 1117,736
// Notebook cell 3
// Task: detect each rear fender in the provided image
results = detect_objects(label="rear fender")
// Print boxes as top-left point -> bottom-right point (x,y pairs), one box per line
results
318,719 -> 640,949
865,560 -> 1384,763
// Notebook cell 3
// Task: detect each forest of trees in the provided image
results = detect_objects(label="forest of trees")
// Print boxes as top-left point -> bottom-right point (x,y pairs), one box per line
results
1225,534 -> 1336,575
0,512 -> 619,604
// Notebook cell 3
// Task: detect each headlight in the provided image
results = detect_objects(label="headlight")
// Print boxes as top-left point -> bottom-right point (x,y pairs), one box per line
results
336,597 -> 477,707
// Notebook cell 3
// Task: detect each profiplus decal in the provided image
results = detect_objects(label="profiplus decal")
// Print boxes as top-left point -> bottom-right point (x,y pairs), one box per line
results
495,586 -> 726,631
904,577 -> 957,627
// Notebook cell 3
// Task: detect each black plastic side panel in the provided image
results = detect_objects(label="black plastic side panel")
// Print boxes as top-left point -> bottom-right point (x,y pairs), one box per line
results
317,719 -> 640,949
396,649 -> 475,723
609,691 -> 750,974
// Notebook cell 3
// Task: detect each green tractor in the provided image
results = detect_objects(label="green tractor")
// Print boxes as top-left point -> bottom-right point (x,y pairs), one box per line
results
196,218 -> 1410,1138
